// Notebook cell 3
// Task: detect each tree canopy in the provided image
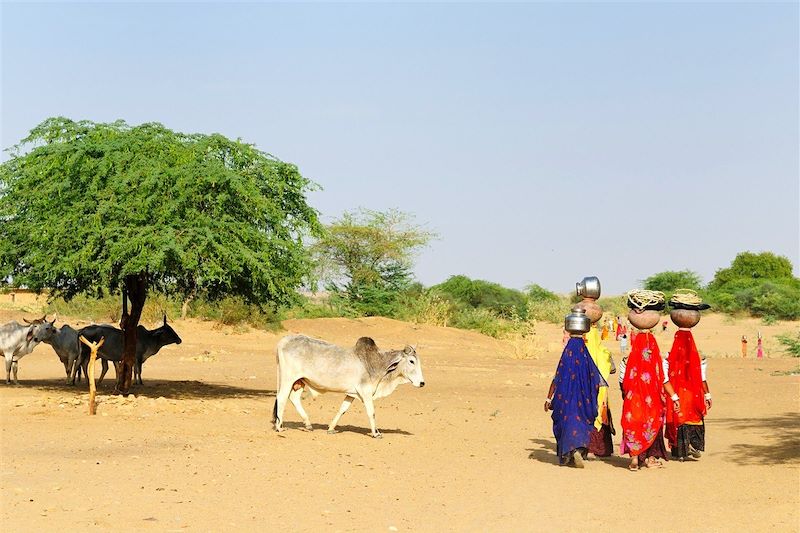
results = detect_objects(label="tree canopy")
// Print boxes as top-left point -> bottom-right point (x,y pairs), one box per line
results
0,117 -> 321,306
709,251 -> 794,289
642,270 -> 703,294
1,117 -> 321,393
313,208 -> 433,316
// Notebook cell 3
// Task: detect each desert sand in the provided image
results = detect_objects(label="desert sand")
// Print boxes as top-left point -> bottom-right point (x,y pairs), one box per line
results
1,293 -> 798,532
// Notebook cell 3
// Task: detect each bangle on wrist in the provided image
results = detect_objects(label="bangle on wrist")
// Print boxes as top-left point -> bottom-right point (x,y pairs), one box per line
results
670,394 -> 679,402
704,393 -> 712,400
545,397 -> 553,404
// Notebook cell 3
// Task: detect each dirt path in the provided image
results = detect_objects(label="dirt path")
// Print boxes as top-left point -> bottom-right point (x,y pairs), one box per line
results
1,307 -> 798,531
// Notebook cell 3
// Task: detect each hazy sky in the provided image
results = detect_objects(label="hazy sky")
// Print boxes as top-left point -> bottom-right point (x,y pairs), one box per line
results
2,2 -> 798,295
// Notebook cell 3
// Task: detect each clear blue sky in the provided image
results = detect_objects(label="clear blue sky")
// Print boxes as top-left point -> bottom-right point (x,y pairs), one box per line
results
2,2 -> 798,295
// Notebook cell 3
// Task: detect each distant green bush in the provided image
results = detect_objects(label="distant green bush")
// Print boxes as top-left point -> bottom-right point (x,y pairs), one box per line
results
526,284 -> 560,302
47,294 -> 181,325
527,297 -> 569,324
705,251 -> 800,320
707,278 -> 800,320
776,331 -> 800,357
432,275 -> 528,319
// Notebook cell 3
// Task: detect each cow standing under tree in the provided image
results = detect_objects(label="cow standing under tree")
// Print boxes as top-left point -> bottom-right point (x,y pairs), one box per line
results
76,314 -> 182,386
273,335 -> 425,438
41,320 -> 83,384
0,316 -> 57,384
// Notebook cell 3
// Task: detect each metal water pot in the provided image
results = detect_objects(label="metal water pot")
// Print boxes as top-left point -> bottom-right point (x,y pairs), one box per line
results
576,276 -> 601,299
564,306 -> 591,335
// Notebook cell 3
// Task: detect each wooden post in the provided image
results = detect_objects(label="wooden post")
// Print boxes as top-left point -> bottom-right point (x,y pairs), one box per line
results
79,335 -> 105,415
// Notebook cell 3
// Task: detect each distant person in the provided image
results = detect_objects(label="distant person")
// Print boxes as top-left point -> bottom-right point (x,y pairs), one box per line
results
741,335 -> 748,358
662,320 -> 668,332
613,316 -> 619,339
619,334 -> 629,355
601,322 -> 609,340
615,320 -> 623,341
757,334 -> 764,360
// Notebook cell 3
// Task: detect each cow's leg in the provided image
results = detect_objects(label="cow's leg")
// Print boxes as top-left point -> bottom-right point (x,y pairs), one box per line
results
134,361 -> 143,386
11,360 -> 19,385
68,356 -> 79,385
289,388 -> 312,430
5,358 -> 12,385
360,394 -> 381,438
274,379 -> 293,432
98,359 -> 109,384
327,395 -> 355,434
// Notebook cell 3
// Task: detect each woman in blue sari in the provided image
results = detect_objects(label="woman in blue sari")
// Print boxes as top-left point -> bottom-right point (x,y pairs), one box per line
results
545,335 -> 604,467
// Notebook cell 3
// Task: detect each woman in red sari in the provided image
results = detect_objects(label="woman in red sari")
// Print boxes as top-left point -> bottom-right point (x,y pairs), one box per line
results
666,297 -> 713,460
620,292 -> 680,471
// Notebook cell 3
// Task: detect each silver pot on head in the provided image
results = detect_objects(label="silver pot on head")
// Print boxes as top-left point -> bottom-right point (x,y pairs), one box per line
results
576,276 -> 601,300
565,306 -> 591,335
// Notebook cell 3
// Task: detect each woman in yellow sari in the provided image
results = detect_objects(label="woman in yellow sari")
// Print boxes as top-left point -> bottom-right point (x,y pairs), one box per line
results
585,323 -> 615,456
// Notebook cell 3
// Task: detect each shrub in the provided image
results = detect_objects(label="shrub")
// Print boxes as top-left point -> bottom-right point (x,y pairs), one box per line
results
400,291 -> 452,327
776,331 -> 800,357
186,297 -> 281,331
527,297 -> 569,324
707,278 -> 800,320
432,275 -> 528,318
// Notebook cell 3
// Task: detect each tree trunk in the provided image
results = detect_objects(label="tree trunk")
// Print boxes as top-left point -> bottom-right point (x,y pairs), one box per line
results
115,274 -> 147,396
181,293 -> 194,319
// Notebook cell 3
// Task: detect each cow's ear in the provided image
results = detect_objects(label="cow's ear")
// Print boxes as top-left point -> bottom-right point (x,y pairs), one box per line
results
386,355 -> 403,374
26,327 -> 34,342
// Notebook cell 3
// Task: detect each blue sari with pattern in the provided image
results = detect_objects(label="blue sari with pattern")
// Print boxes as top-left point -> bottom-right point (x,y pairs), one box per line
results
551,337 -> 603,463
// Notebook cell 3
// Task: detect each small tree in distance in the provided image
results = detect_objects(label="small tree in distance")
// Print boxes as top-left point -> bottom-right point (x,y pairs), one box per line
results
0,117 -> 321,394
313,208 -> 434,316
642,270 -> 703,294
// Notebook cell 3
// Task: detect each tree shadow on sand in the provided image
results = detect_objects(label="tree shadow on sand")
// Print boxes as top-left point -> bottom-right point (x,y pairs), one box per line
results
709,413 -> 800,466
18,378 -> 274,401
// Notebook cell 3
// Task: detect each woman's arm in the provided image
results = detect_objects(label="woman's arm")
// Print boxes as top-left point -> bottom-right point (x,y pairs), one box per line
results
544,380 -> 556,412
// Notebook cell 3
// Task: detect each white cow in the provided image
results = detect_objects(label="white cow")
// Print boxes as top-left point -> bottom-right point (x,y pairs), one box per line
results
272,335 -> 425,438
0,316 -> 57,384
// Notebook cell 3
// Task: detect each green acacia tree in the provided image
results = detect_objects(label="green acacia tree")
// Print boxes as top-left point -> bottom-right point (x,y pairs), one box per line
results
313,208 -> 434,316
642,270 -> 703,293
0,117 -> 320,394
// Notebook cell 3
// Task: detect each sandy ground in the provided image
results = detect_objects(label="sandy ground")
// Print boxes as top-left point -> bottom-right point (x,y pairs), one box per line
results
1,293 -> 798,532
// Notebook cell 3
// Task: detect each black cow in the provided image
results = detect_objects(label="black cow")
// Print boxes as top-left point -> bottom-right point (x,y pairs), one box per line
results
76,316 -> 182,386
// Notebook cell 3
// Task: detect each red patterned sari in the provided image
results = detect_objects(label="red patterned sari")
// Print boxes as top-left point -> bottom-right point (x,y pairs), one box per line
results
620,332 -> 666,456
666,329 -> 707,447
